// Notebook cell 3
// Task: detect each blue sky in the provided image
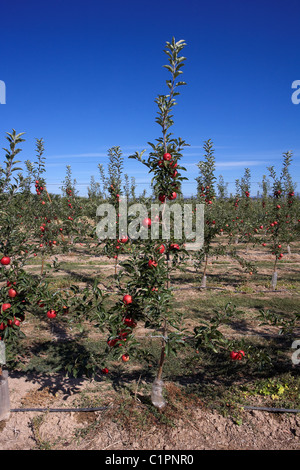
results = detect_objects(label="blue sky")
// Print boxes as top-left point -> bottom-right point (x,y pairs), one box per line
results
0,0 -> 300,197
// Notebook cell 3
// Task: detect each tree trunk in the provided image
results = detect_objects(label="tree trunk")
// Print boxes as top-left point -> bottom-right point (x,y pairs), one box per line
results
272,257 -> 278,291
0,344 -> 10,421
201,254 -> 208,287
151,322 -> 167,409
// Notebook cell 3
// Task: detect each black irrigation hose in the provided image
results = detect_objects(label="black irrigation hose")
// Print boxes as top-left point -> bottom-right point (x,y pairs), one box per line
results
243,406 -> 300,414
9,405 -> 300,414
10,406 -> 110,413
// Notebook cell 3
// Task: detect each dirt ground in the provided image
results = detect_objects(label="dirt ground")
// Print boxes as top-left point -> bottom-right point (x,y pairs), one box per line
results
1,243 -> 299,451
0,372 -> 299,451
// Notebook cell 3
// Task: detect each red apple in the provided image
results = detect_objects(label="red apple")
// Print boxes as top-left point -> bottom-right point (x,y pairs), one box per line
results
107,338 -> 118,347
123,294 -> 132,305
168,192 -> 177,200
47,309 -> 57,319
142,217 -> 151,228
157,244 -> 165,254
163,153 -> 172,161
0,256 -> 11,266
7,281 -> 16,287
123,317 -> 136,328
236,350 -> 245,360
170,243 -> 180,250
230,351 -> 238,360
2,303 -> 11,312
148,259 -> 158,268
8,288 -> 17,298
122,353 -> 130,362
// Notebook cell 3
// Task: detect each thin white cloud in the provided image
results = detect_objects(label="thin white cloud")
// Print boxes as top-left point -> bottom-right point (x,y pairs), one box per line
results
215,160 -> 269,168
183,159 -> 270,169
47,153 -> 108,159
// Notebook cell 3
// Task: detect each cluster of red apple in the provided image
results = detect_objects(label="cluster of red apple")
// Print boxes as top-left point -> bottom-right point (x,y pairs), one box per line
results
287,190 -> 295,206
114,235 -> 129,256
198,185 -> 213,205
274,189 -> 282,198
35,180 -> 44,196
0,257 -> 25,335
270,245 -> 284,260
38,219 -> 58,249
37,300 -> 57,319
102,294 -> 137,369
157,153 -> 179,202
230,350 -> 245,361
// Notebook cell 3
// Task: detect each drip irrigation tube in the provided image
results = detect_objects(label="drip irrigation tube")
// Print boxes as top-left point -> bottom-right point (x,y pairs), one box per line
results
10,406 -> 110,413
9,405 -> 300,414
243,405 -> 300,414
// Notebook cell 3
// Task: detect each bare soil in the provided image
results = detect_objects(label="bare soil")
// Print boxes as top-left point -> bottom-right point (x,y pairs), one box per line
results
0,373 -> 299,450
1,242 -> 299,451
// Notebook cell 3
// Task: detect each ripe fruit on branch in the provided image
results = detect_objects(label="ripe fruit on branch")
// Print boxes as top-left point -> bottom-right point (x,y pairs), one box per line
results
142,217 -> 151,228
168,192 -> 177,200
122,353 -> 130,362
7,317 -> 21,327
47,309 -> 57,319
158,194 -> 166,203
118,329 -> 129,340
123,317 -> 137,328
123,294 -> 133,305
107,338 -> 118,347
163,153 -> 172,161
8,288 -> 18,298
120,236 -> 129,243
230,350 -> 245,361
148,259 -> 158,268
7,281 -> 16,287
2,303 -> 11,312
157,244 -> 165,254
0,256 -> 11,265
170,243 -> 180,250
102,367 -> 109,374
